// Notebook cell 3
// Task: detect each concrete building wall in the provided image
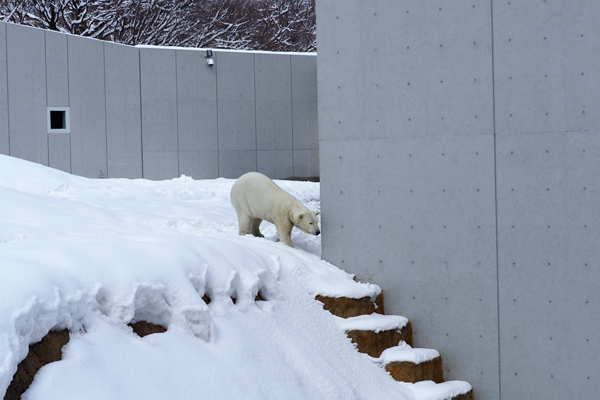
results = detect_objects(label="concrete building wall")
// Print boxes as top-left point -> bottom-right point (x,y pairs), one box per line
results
6,23 -> 48,166
0,23 -> 9,155
105,41 -> 143,179
317,1 -> 600,399
45,30 -> 71,173
0,21 -> 318,180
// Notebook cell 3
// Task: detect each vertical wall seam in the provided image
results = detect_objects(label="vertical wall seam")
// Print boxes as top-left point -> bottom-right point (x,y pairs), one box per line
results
44,31 -> 49,166
66,33 -> 71,173
3,23 -> 9,156
490,1 -> 502,399
103,43 -> 108,178
175,50 -> 180,177
66,35 -> 72,173
253,54 -> 258,172
290,55 -> 295,176
44,32 -> 48,107
215,51 -> 220,177
138,49 -> 144,178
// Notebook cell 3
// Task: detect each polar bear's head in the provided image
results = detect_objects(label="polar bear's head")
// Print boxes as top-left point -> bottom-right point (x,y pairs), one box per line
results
295,211 -> 321,236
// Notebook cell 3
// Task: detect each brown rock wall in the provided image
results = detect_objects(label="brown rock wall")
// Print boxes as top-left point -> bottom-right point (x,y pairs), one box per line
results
4,330 -> 70,400
346,321 -> 413,358
385,357 -> 444,383
315,292 -> 385,318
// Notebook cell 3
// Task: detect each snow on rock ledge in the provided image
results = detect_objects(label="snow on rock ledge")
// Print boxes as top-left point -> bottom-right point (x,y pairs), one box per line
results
377,341 -> 440,365
334,313 -> 410,332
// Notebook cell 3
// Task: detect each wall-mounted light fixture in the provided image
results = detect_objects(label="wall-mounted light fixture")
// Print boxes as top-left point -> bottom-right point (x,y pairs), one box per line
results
204,49 -> 214,67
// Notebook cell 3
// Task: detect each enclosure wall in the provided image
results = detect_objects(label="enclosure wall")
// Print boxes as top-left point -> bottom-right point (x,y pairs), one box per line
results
317,1 -> 600,399
0,21 -> 318,180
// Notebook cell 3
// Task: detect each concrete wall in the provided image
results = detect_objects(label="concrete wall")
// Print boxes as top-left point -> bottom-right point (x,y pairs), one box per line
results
0,21 -> 318,180
317,1 -> 600,399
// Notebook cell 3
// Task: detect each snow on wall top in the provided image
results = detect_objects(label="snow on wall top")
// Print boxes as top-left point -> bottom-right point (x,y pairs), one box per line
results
136,44 -> 316,56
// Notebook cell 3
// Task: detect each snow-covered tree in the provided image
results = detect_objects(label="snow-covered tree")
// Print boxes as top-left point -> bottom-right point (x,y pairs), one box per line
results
0,0 -> 316,51
253,0 -> 316,52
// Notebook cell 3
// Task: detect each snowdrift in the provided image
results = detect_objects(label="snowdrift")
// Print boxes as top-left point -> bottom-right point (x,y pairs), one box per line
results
0,155 -> 433,399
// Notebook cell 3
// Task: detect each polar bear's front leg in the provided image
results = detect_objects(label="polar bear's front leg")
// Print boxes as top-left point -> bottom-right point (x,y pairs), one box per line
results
275,220 -> 294,247
237,212 -> 253,236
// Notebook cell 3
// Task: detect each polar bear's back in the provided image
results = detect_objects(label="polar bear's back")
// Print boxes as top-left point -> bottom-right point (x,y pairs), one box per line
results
230,172 -> 292,221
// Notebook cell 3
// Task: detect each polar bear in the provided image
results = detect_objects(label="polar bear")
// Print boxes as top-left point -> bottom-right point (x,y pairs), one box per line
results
230,172 -> 320,248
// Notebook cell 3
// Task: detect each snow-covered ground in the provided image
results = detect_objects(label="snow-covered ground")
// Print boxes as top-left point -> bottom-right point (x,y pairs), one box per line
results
0,155 -> 469,400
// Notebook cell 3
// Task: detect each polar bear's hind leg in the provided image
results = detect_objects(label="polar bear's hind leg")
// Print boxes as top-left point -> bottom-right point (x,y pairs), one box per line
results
250,218 -> 264,237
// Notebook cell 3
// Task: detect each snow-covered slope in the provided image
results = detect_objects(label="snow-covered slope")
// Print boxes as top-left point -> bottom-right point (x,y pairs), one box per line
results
0,155 -> 470,400
0,155 -> 406,399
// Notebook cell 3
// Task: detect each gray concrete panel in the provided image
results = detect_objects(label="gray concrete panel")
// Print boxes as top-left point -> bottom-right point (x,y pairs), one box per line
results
176,49 -> 217,101
498,280 -> 600,399
255,54 -> 291,102
140,48 -> 178,102
496,131 -> 600,399
219,150 -> 256,179
319,134 -> 499,399
177,100 -> 218,151
104,41 -> 142,178
292,101 -> 318,150
316,0 -> 367,143
48,132 -> 71,173
0,23 -> 8,155
291,55 -> 318,152
494,1 -> 600,135
140,47 -> 178,176
420,3 -> 493,138
178,150 -> 218,179
293,150 -> 319,178
6,23 -> 48,164
217,101 -> 256,151
317,1 -> 493,142
141,99 -> 178,151
291,54 -> 317,103
45,30 -> 69,107
176,49 -> 218,153
562,2 -> 600,132
142,151 -> 178,181
256,101 -> 292,150
493,2 -> 567,136
216,51 -> 255,102
68,35 -> 107,178
256,150 -> 293,179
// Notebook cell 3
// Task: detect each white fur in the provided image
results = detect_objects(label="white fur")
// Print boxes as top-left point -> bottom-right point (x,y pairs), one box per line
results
230,172 -> 320,248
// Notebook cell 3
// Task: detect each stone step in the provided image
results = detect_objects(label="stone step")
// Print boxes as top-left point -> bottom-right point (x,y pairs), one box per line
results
375,341 -> 443,383
317,291 -> 475,399
334,313 -> 413,357
316,291 -> 385,318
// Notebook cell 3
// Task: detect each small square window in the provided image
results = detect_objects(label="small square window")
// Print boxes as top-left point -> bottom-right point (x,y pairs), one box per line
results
50,110 -> 66,129
47,107 -> 70,133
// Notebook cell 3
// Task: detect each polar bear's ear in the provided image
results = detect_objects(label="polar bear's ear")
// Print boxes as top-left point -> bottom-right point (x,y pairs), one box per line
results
298,214 -> 304,220
315,211 -> 320,216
